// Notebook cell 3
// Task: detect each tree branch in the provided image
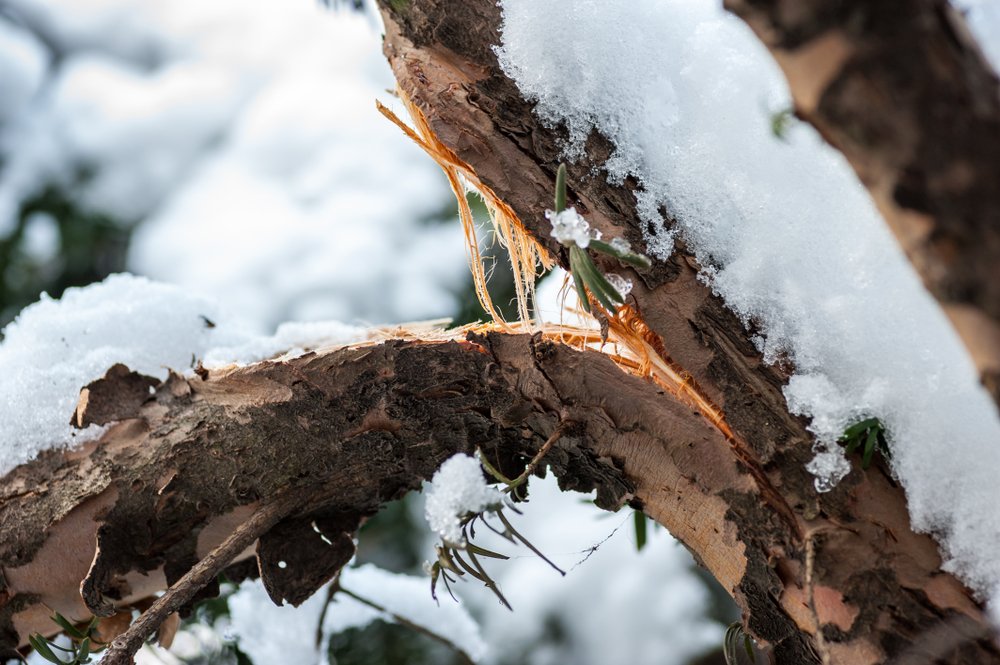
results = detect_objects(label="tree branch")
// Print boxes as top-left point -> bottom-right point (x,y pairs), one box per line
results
100,490 -> 311,665
375,1 -> 998,661
724,0 -> 1000,410
0,333 -> 730,654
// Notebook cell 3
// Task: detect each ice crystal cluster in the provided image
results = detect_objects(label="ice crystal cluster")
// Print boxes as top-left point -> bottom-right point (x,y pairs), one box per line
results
546,207 -> 594,248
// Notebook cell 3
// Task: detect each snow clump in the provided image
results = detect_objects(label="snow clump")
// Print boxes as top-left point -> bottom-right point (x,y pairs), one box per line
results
546,207 -> 593,248
424,453 -> 502,545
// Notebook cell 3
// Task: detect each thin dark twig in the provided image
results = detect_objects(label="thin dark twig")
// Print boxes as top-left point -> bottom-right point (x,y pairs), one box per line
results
315,581 -> 339,648
101,490 -> 311,665
505,424 -> 568,491
496,510 -> 565,575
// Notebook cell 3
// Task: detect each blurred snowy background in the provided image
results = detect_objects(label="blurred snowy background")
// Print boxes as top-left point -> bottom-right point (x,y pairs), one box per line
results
0,0 -> 728,663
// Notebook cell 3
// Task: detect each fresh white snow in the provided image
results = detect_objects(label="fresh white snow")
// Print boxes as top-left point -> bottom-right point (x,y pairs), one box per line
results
546,207 -> 593,248
0,274 -> 219,474
0,273 -> 368,477
496,0 -> 1000,601
424,453 -> 502,546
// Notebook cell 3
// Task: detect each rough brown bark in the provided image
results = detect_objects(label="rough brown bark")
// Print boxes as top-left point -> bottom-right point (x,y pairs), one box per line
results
724,0 -> 1000,409
375,1 -> 998,663
1,3 -> 998,664
0,334 -> 729,653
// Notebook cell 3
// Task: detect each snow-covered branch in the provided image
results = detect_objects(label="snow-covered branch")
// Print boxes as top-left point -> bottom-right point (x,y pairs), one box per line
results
726,0 -> 1000,411
376,1 -> 1000,662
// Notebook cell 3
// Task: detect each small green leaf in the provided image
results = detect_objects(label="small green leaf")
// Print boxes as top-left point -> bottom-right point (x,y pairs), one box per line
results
743,634 -> 755,662
28,635 -> 67,665
589,238 -> 652,270
568,247 -> 592,313
862,427 -> 878,469
50,614 -> 85,641
555,163 -> 567,213
573,247 -> 623,311
466,543 -> 510,560
770,107 -> 794,141
633,510 -> 647,551
77,637 -> 91,663
839,417 -> 880,442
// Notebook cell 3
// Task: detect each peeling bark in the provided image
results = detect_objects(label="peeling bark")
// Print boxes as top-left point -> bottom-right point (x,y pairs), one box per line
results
0,334 -> 731,653
1,2 -> 998,664
724,0 -> 1000,409
375,1 -> 998,662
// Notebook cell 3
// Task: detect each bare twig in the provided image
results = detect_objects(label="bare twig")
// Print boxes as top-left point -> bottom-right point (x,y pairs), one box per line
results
505,423 -> 568,491
100,490 -> 311,665
315,581 -> 339,648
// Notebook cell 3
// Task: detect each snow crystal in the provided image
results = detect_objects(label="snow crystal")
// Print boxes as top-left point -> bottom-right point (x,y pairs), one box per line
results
605,273 -> 633,298
424,453 -> 501,545
497,0 -> 1000,602
546,207 -> 592,248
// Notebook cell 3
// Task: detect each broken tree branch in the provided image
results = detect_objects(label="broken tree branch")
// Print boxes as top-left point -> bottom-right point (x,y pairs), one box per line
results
1,333 -> 736,655
375,1 -> 999,661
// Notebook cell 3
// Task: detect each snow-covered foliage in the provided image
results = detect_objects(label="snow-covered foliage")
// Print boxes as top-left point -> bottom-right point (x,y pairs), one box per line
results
424,453 -> 502,545
496,0 -> 1000,601
0,0 -> 467,331
447,475 -> 722,665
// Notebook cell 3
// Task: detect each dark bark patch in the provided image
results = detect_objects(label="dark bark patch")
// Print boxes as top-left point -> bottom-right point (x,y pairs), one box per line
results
257,510 -> 363,607
71,364 -> 158,429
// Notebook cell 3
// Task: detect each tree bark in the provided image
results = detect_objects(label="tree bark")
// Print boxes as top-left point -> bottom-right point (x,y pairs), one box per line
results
0,334 -> 727,653
376,1 -> 998,663
724,0 -> 1000,410
1,3 -> 998,665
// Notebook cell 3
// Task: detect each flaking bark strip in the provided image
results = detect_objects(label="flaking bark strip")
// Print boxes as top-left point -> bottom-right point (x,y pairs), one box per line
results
71,364 -> 159,429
